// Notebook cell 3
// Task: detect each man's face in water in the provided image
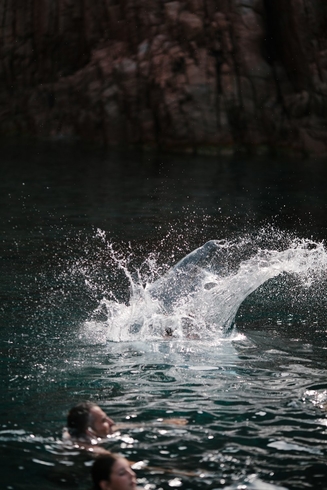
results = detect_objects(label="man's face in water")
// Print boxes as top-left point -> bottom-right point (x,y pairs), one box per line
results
89,406 -> 115,437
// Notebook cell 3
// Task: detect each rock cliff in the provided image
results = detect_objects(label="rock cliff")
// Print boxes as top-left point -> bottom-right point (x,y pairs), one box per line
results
1,0 -> 327,155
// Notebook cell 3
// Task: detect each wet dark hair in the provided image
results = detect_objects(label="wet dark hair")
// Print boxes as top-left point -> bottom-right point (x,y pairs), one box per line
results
91,454 -> 118,490
67,401 -> 97,437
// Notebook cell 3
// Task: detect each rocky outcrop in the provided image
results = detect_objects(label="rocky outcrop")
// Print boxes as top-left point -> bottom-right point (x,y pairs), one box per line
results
1,0 -> 327,156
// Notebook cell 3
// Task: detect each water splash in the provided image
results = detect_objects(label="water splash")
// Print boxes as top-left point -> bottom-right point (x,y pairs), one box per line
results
78,229 -> 327,343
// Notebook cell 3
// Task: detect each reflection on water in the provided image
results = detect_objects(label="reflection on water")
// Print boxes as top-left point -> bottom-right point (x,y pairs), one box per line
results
1,141 -> 327,490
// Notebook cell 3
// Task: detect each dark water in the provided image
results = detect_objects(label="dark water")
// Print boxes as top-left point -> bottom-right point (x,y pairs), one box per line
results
1,141 -> 327,490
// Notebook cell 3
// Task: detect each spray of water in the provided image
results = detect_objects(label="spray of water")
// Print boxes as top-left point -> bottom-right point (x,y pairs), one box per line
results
77,228 -> 327,343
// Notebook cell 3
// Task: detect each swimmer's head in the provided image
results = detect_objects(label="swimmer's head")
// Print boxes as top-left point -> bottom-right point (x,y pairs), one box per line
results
67,402 -> 115,439
92,454 -> 137,490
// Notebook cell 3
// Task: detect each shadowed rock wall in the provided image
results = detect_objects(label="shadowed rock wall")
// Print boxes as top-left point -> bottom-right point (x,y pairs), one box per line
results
1,0 -> 327,155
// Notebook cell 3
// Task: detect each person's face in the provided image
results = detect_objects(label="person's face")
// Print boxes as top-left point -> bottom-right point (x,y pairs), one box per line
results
102,458 -> 137,490
89,406 -> 115,437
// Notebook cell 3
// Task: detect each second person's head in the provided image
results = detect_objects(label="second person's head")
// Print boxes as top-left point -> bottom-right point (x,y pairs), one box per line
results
92,454 -> 137,490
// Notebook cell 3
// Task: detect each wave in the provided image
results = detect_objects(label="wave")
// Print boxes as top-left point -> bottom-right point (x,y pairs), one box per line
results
80,230 -> 327,342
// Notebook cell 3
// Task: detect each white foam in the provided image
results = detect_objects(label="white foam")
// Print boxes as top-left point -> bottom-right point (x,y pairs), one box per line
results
78,233 -> 327,343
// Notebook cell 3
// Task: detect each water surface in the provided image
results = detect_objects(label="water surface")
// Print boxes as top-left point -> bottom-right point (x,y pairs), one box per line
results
1,141 -> 327,490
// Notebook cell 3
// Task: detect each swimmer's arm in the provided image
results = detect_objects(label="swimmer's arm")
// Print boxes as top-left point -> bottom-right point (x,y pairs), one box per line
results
155,417 -> 188,426
131,461 -> 199,477
114,418 -> 188,431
